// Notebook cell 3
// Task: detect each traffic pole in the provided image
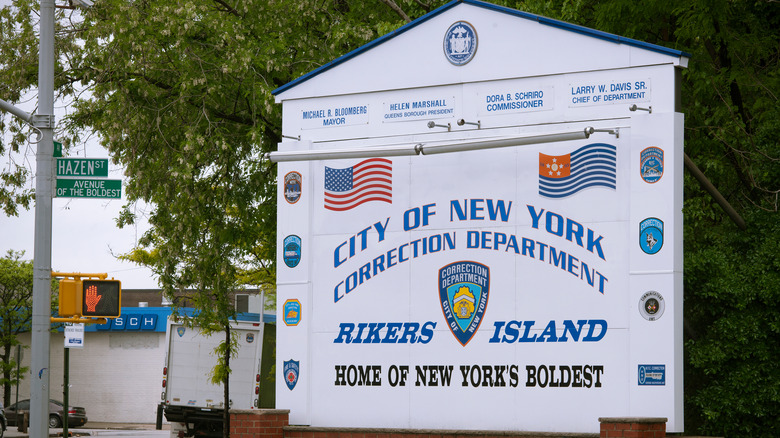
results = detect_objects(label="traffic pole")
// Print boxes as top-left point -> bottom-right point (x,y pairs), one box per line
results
30,0 -> 55,436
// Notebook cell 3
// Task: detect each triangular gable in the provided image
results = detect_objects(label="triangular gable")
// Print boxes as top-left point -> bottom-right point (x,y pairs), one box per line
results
273,0 -> 689,100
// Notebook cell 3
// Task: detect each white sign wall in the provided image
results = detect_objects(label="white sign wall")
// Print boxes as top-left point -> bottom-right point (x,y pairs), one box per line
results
274,1 -> 686,434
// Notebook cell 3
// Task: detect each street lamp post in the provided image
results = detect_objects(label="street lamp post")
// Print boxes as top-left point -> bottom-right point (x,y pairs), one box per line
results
29,0 -> 56,436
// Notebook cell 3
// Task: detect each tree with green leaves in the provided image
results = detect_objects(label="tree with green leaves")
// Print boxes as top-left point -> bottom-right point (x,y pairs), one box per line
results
0,250 -> 59,408
1,0 -> 777,436
3,2 -> 431,436
63,2 -> 427,435
0,250 -> 33,407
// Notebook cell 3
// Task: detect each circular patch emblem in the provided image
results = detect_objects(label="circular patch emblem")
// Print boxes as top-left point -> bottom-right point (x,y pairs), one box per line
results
283,235 -> 302,268
639,291 -> 665,321
443,21 -> 478,66
284,171 -> 302,204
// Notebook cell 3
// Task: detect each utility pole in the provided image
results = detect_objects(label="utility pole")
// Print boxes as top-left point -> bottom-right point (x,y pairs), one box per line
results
29,0 -> 56,435
0,0 -> 56,435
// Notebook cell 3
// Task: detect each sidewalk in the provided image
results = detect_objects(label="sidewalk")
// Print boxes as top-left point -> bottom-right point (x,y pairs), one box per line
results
4,423 -> 168,437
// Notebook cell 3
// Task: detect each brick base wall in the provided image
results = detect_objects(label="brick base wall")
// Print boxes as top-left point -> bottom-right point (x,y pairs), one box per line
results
228,411 -> 669,438
598,418 -> 666,438
230,409 -> 291,438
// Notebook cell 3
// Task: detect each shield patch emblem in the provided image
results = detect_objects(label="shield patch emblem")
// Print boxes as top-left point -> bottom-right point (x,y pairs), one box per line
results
176,326 -> 186,337
283,359 -> 300,390
439,261 -> 490,346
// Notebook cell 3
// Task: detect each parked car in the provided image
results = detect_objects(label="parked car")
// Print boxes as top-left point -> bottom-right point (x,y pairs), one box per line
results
4,399 -> 87,428
0,400 -> 7,437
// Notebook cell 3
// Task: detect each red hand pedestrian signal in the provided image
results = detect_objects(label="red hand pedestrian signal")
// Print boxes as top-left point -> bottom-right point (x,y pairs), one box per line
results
84,284 -> 103,312
81,280 -> 121,318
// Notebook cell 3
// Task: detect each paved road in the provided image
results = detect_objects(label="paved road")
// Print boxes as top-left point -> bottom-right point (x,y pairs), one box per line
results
73,430 -> 168,437
4,424 -> 170,438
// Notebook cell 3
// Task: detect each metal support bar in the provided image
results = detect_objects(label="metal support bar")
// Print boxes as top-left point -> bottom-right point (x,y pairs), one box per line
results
52,271 -> 109,280
684,153 -> 746,230
629,104 -> 652,113
266,144 -> 420,162
266,126 -> 603,162
0,98 -> 34,124
587,127 -> 620,138
457,119 -> 481,129
419,129 -> 590,155
51,317 -> 108,324
427,121 -> 451,131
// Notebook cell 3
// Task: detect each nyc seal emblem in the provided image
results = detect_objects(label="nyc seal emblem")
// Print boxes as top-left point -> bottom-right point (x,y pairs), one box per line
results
443,21 -> 477,66
639,217 -> 664,255
640,147 -> 664,183
176,326 -> 186,337
439,261 -> 490,346
283,359 -> 300,390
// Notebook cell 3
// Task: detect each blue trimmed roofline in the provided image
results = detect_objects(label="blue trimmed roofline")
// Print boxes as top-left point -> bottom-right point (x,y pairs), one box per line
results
272,0 -> 690,96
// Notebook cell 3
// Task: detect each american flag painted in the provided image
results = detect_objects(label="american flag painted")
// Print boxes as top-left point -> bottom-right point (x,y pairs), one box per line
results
538,143 -> 617,198
324,158 -> 392,211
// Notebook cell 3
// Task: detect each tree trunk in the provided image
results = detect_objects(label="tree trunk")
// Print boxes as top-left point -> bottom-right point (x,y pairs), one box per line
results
2,344 -> 11,406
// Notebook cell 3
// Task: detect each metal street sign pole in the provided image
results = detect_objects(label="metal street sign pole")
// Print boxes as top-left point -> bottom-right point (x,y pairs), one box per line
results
30,0 -> 55,436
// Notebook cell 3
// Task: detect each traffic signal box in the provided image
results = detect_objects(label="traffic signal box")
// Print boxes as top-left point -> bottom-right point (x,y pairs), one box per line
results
58,278 -> 122,318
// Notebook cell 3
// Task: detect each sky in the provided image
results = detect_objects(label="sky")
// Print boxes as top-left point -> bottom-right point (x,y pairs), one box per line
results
0,186 -> 160,289
0,141 -> 160,289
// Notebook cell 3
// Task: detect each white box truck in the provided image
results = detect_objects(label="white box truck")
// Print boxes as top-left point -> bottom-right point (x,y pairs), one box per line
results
160,315 -> 265,437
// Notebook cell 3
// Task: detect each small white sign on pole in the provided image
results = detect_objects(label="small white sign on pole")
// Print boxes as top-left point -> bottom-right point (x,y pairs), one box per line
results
64,323 -> 85,349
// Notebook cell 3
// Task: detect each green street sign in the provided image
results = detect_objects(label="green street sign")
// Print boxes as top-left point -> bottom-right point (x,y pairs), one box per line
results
56,179 -> 121,199
56,158 -> 109,177
54,141 -> 63,158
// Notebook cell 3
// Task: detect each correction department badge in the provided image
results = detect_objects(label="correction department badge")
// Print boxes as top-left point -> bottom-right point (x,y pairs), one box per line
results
284,171 -> 302,204
176,327 -> 186,337
640,147 -> 664,183
283,359 -> 299,390
283,235 -> 302,268
639,217 -> 664,255
639,291 -> 665,321
439,261 -> 490,346
443,21 -> 477,66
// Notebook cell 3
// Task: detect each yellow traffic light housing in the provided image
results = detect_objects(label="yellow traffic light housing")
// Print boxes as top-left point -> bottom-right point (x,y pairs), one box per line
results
52,272 -> 122,323
58,279 -> 80,316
